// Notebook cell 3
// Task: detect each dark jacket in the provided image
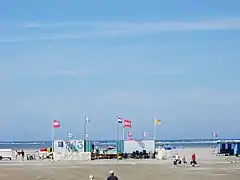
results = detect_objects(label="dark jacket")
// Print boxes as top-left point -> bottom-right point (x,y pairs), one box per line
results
107,175 -> 118,180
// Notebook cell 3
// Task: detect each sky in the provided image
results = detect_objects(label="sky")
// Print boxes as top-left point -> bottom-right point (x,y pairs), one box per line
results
0,0 -> 240,141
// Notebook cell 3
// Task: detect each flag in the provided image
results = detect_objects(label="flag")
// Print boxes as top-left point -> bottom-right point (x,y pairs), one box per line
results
127,132 -> 133,140
212,132 -> 218,137
155,119 -> 161,124
67,132 -> 73,138
123,119 -> 132,128
84,116 -> 90,139
117,116 -> 123,123
143,132 -> 151,138
127,132 -> 132,137
85,116 -> 90,123
53,120 -> 60,128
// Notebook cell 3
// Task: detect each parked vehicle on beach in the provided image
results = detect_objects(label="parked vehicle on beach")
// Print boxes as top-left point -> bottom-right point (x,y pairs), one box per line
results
0,149 -> 13,160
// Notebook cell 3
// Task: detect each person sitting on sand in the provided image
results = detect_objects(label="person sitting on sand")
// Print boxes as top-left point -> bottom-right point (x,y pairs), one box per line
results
175,154 -> 179,160
107,170 -> 118,180
173,154 -> 181,165
89,175 -> 94,180
182,156 -> 187,164
175,154 -> 180,162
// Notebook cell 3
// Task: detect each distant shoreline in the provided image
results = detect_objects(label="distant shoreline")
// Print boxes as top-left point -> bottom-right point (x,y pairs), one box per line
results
0,139 -> 226,150
0,138 -> 238,143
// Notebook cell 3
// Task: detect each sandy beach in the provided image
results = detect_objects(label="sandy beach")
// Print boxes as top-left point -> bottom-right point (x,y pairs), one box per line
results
0,148 -> 239,180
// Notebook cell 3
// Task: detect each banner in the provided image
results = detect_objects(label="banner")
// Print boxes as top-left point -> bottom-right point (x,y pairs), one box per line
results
53,120 -> 60,128
123,120 -> 132,128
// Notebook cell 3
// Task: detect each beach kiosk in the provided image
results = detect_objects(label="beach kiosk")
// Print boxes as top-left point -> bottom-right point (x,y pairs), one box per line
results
217,140 -> 240,156
53,140 -> 91,160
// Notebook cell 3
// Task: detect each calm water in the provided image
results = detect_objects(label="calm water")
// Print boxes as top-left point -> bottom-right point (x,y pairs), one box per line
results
0,139 -> 230,150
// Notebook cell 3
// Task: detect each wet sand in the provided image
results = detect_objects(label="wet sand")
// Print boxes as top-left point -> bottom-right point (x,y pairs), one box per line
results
0,148 -> 239,180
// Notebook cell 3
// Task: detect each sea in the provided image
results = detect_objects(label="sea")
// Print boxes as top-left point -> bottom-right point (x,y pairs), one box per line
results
0,139 -> 234,150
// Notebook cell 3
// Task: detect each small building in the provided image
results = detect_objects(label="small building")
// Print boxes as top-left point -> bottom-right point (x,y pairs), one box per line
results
124,140 -> 155,153
53,140 -> 91,160
217,140 -> 240,156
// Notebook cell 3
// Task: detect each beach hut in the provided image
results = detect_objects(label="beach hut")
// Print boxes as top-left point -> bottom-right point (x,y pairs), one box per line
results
217,140 -> 240,156
123,140 -> 155,153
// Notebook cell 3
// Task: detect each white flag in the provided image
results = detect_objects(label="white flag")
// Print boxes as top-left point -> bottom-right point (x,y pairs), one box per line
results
85,116 -> 90,123
143,132 -> 151,137
68,132 -> 73,138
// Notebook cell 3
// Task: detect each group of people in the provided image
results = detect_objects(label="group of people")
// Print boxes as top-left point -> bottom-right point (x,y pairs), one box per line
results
88,155 -> 197,180
15,149 -> 25,160
89,170 -> 118,180
173,153 -> 197,166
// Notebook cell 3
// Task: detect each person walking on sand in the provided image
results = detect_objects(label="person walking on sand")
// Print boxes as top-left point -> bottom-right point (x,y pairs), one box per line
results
107,170 -> 118,180
190,153 -> 197,166
15,150 -> 18,160
21,150 -> 25,161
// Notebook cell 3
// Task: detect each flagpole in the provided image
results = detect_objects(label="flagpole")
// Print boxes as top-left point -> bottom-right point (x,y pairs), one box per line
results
211,132 -> 214,148
153,118 -> 156,141
116,120 -> 119,160
122,126 -> 125,140
68,132 -> 70,141
84,116 -> 87,140
51,120 -> 54,152
117,122 -> 119,141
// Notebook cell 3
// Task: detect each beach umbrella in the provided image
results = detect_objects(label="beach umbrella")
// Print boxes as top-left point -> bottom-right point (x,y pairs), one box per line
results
107,146 -> 115,150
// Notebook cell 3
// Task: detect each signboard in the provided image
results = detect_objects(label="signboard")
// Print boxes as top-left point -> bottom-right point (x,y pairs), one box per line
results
54,140 -> 85,153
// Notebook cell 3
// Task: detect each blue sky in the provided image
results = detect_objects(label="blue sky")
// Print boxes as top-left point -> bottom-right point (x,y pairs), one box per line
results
0,0 -> 240,140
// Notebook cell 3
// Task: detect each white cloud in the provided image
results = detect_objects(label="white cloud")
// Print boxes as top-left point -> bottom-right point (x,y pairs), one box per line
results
1,17 -> 240,43
0,61 -> 89,81
2,90 -> 99,116
0,63 -> 184,81
99,88 -> 240,109
177,88 -> 240,105
21,17 -> 240,30
0,34 -> 91,43
100,91 -> 151,104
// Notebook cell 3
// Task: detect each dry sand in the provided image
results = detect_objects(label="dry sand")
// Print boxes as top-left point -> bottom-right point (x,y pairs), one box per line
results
0,148 -> 239,180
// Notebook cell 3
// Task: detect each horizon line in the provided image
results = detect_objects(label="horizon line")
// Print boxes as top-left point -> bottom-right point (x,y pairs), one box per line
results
0,138 -> 238,142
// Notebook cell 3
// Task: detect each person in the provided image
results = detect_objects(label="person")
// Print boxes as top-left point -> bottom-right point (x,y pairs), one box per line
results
89,175 -> 94,180
182,156 -> 187,164
107,170 -> 118,180
190,153 -> 197,166
21,150 -> 25,161
175,154 -> 180,161
15,150 -> 18,160
173,154 -> 181,165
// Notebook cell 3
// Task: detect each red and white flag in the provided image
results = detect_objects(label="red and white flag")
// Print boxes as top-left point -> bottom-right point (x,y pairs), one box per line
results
123,119 -> 132,128
53,120 -> 60,128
